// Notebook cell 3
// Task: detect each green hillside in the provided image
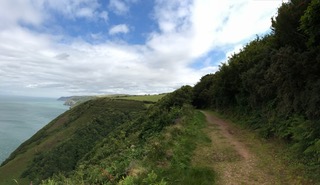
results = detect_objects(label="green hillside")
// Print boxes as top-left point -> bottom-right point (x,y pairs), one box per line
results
41,86 -> 215,185
57,94 -> 166,108
1,0 -> 319,184
0,98 -> 147,184
0,86 -> 216,185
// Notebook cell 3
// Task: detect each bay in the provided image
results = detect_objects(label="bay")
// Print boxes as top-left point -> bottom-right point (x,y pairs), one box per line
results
0,95 -> 68,164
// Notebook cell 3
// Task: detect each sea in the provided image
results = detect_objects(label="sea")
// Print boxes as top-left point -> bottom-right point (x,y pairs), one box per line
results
0,95 -> 68,164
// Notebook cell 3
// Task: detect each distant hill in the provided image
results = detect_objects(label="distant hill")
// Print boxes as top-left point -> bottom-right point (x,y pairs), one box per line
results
57,96 -> 95,107
57,94 -> 167,108
56,96 -> 71,101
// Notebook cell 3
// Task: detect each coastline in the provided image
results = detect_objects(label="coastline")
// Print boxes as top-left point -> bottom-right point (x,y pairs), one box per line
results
0,96 -> 67,163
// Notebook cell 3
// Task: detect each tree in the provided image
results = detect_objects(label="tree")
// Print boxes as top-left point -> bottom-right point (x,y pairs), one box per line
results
271,0 -> 311,49
300,0 -> 320,47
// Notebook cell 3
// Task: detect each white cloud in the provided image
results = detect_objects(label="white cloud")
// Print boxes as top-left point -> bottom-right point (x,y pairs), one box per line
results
99,11 -> 109,21
90,32 -> 103,40
43,0 -> 100,19
0,0 -> 285,97
109,0 -> 129,15
0,0 -> 43,28
212,1 -> 279,45
0,0 -> 106,28
55,53 -> 70,60
75,7 -> 95,18
153,0 -> 192,33
109,24 -> 130,35
149,0 -> 282,60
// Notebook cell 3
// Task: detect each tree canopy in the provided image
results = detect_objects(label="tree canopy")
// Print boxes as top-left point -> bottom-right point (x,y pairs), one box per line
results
193,0 -> 320,169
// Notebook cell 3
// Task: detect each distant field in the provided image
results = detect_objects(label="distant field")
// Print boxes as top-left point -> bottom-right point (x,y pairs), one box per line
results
114,94 -> 166,102
63,94 -> 167,108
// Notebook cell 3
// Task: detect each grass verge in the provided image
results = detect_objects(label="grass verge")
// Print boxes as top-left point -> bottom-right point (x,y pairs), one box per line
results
114,94 -> 166,103
119,110 -> 216,185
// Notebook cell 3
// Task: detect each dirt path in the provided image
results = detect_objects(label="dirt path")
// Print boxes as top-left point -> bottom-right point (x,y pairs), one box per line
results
196,111 -> 300,185
203,111 -> 251,160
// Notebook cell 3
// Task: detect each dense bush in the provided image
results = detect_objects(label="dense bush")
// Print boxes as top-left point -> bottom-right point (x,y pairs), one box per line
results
193,0 -> 320,176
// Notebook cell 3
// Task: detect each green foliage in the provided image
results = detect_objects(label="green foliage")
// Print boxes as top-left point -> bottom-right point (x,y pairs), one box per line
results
114,94 -> 166,103
300,0 -> 320,47
153,111 -> 215,185
1,98 -> 146,184
193,74 -> 215,108
271,0 -> 310,49
160,85 -> 193,110
39,87 -> 214,185
192,0 -> 320,182
142,171 -> 167,185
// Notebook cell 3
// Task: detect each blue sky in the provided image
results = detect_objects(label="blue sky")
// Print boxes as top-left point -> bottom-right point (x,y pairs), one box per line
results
0,0 -> 285,97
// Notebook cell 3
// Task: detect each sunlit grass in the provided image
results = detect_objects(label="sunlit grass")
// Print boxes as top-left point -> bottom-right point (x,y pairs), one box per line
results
138,110 -> 216,185
114,94 -> 166,102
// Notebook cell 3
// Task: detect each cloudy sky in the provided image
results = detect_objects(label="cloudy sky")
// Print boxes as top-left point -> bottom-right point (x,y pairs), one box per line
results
0,0 -> 285,97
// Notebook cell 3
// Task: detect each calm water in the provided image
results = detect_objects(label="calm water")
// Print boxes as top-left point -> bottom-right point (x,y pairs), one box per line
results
0,96 -> 68,163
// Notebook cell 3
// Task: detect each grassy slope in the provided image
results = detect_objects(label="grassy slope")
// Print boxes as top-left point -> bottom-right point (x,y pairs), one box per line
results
114,94 -> 166,102
39,87 -> 216,184
1,90 -> 214,185
0,98 -> 147,185
42,109 -> 216,185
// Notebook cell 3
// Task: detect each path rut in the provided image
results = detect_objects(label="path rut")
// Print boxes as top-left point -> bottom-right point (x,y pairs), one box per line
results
201,111 -> 279,185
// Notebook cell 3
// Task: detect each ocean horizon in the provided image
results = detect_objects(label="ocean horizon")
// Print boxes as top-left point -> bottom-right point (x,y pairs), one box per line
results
0,95 -> 68,164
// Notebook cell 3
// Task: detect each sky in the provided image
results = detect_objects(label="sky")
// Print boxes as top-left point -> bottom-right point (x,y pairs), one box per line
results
0,0 -> 286,97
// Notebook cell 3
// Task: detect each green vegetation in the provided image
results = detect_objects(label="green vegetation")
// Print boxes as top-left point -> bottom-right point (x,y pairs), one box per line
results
1,1 -> 319,184
58,94 -> 166,108
203,111 -> 315,184
193,0 -> 320,182
42,106 -> 215,185
1,86 -> 216,185
0,98 -> 147,184
114,94 -> 166,103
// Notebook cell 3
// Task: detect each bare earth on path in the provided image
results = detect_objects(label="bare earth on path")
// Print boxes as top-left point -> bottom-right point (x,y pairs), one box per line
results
193,111 -> 309,185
